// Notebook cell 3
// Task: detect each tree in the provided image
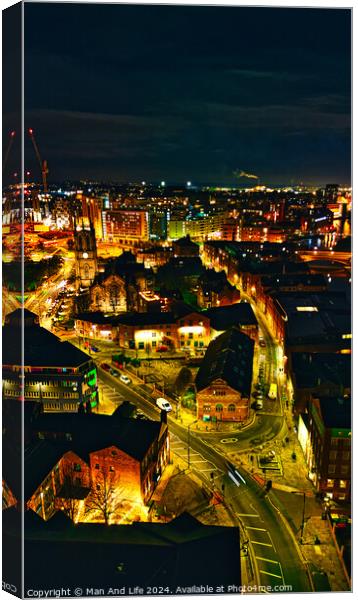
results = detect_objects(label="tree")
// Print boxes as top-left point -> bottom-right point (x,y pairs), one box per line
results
174,367 -> 192,396
84,466 -> 123,526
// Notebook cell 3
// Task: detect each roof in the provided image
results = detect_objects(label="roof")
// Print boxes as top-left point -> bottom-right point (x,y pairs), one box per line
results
291,353 -> 351,389
204,302 -> 258,330
316,396 -> 351,430
3,411 -> 166,500
3,509 -> 241,590
3,310 -> 92,368
33,412 -> 165,462
196,327 -> 254,395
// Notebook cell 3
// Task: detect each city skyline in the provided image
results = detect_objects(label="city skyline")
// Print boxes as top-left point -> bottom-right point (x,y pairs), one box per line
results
2,3 -> 352,185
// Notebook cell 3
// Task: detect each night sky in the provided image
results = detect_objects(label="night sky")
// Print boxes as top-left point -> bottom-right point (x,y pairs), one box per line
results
6,3 -> 352,185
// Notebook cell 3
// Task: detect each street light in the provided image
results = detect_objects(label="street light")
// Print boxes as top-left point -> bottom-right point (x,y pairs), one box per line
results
292,490 -> 306,544
187,420 -> 198,467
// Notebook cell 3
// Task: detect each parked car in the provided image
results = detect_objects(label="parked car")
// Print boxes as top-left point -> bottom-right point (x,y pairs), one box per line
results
100,362 -> 111,371
119,374 -> 131,385
156,397 -> 172,412
255,399 -> 263,410
110,368 -> 119,377
91,346 -> 100,352
259,339 -> 266,348
156,345 -> 168,352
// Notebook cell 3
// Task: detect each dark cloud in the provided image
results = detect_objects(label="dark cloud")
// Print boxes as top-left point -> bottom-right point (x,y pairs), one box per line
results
8,3 -> 351,185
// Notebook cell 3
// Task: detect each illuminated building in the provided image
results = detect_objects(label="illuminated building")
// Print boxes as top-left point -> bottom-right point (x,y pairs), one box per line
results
2,310 -> 98,412
102,209 -> 149,242
300,396 -> 351,502
114,308 -> 210,352
89,254 -> 154,313
196,327 -> 254,423
3,409 -> 169,521
80,194 -> 104,240
74,219 -> 98,289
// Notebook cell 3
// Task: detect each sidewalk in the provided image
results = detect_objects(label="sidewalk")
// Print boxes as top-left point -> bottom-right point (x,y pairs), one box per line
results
300,517 -> 351,591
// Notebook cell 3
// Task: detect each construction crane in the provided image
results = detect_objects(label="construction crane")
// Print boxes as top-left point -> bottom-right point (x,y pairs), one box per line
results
28,128 -> 49,193
2,130 -> 16,174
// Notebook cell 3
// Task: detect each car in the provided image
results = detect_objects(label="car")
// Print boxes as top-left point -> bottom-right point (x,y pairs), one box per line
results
259,340 -> 266,348
120,374 -> 131,385
255,399 -> 263,410
100,362 -> 111,371
91,346 -> 100,352
156,345 -> 168,352
156,397 -> 172,412
110,368 -> 119,377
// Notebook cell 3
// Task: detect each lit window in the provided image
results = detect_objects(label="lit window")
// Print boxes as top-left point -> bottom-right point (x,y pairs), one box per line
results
296,306 -> 318,312
215,404 -> 223,412
327,479 -> 334,488
342,334 -> 352,339
339,480 -> 346,489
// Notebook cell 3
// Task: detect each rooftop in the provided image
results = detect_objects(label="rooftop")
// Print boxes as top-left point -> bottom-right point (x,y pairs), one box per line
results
3,310 -> 92,368
196,327 -> 254,395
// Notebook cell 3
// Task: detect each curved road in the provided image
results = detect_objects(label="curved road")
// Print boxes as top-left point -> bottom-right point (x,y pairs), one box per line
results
98,369 -> 311,592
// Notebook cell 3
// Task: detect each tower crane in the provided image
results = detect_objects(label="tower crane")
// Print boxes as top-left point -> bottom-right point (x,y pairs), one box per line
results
28,128 -> 49,193
2,130 -> 16,174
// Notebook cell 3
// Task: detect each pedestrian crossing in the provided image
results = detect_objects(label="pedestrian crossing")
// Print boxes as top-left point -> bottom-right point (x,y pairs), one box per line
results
170,433 -> 223,480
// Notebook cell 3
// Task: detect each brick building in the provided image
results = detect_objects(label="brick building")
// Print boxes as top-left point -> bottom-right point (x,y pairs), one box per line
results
3,409 -> 169,522
298,396 -> 351,503
195,327 -> 254,422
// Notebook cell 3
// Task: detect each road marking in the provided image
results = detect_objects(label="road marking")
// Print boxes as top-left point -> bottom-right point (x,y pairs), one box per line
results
259,570 -> 283,579
278,562 -> 285,585
251,541 -> 272,547
246,526 -> 267,531
237,513 -> 260,518
266,530 -> 277,553
256,557 -> 279,565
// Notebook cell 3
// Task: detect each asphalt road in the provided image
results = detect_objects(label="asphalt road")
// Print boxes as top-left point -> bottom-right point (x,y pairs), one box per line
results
97,370 -> 311,592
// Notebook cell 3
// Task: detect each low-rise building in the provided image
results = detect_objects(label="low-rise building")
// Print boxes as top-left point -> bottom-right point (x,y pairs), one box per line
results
3,409 -> 170,521
298,396 -> 351,503
3,309 -> 98,412
196,327 -> 254,422
204,303 -> 258,342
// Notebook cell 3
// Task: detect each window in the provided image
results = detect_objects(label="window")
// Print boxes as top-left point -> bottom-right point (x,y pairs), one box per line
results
328,464 -> 336,474
215,404 -> 223,412
228,404 -> 236,412
203,405 -> 211,412
342,451 -> 350,460
327,479 -> 334,488
339,480 -> 346,489
152,332 -> 156,337
109,466 -> 115,473
341,465 -> 350,475
138,342 -> 144,349
111,450 -> 117,457
331,438 -> 339,446
73,464 -> 82,472
329,451 -> 337,460
95,463 -> 100,470
296,306 -> 318,312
